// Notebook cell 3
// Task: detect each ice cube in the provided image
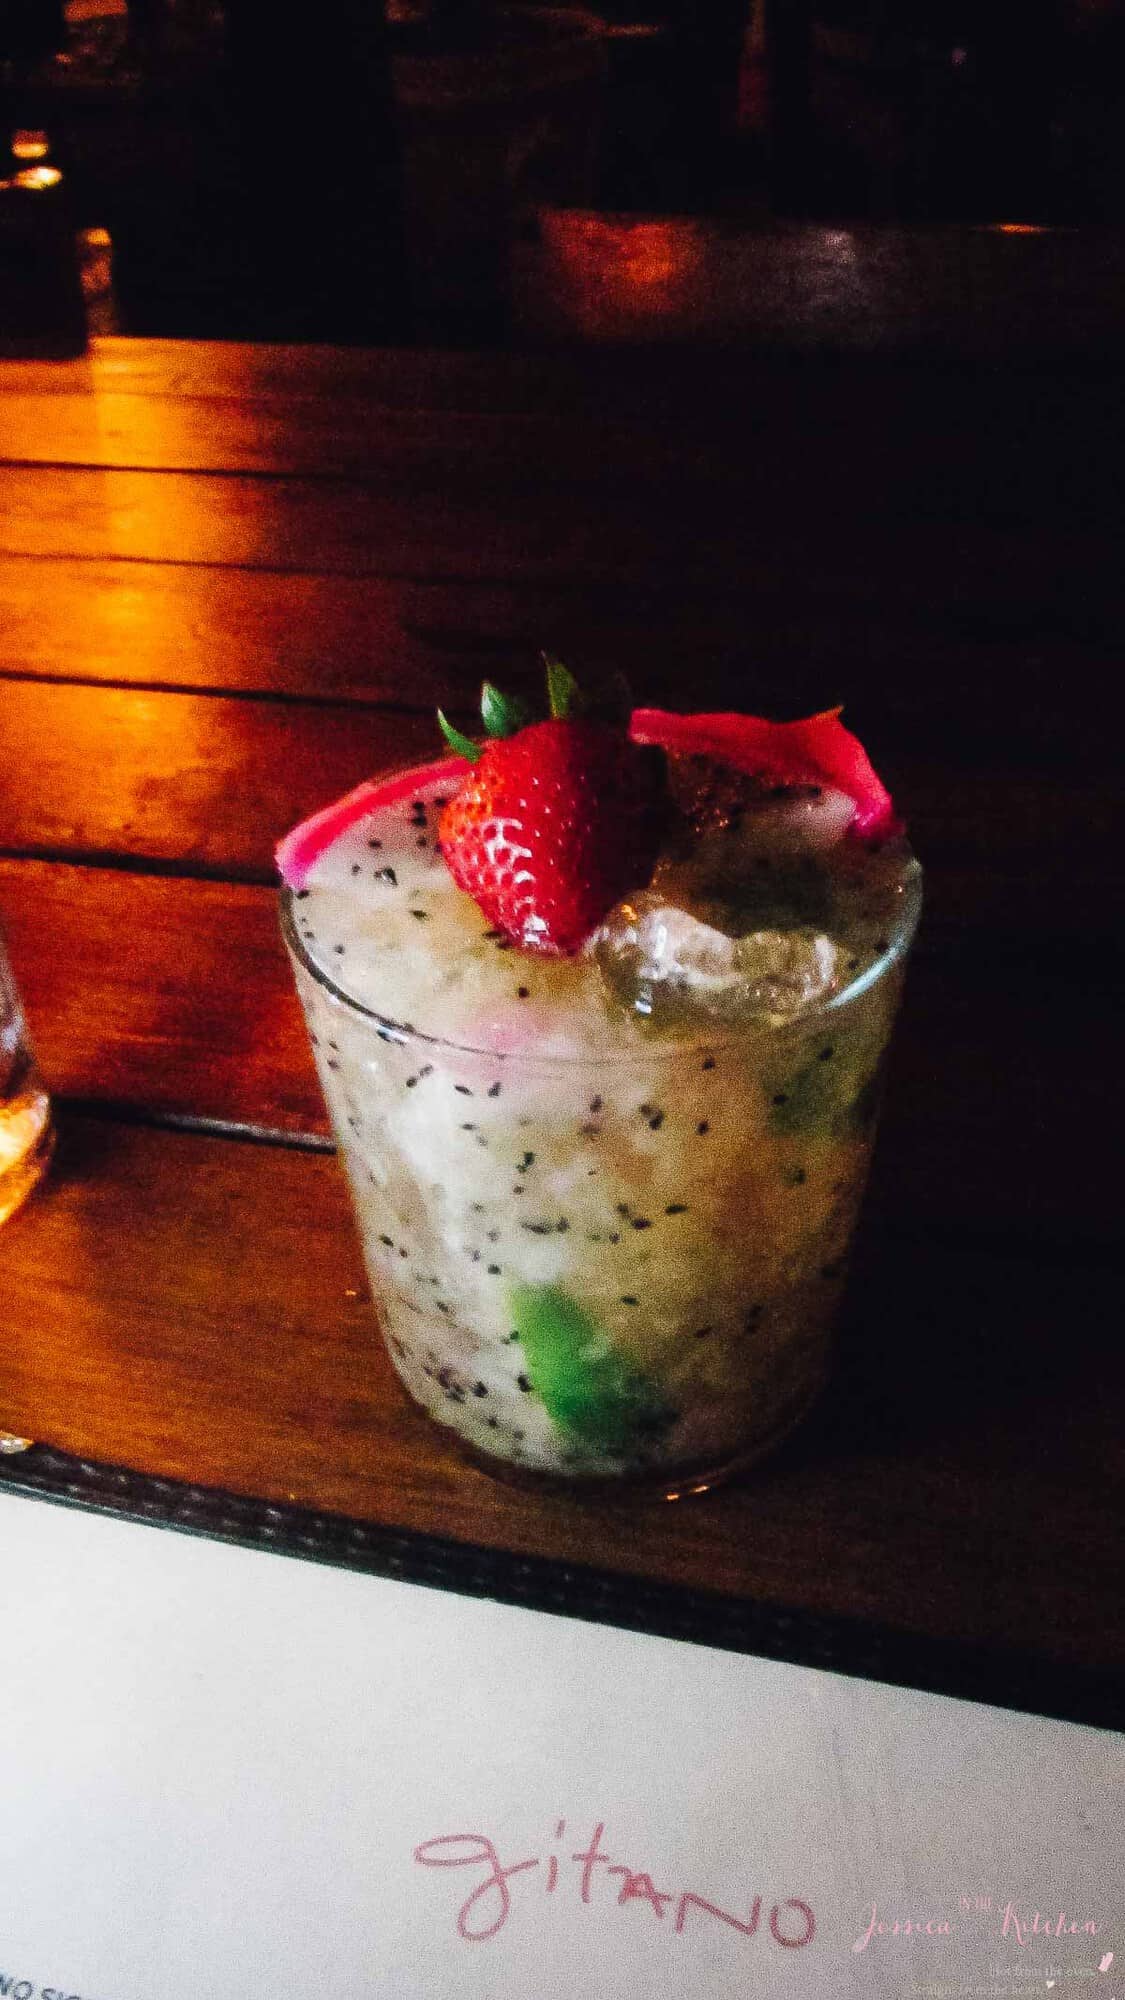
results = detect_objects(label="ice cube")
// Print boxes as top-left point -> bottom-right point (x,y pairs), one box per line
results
734,928 -> 839,1012
594,892 -> 839,1024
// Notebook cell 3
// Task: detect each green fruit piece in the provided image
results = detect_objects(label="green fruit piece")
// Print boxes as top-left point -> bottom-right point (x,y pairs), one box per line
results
508,1283 -> 672,1454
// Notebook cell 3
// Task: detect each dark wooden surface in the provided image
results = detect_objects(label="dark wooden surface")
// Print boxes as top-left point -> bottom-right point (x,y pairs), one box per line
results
1,337 -> 1121,1719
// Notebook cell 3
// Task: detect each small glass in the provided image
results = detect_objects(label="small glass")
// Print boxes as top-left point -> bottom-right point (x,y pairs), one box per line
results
0,925 -> 54,1226
282,859 -> 921,1498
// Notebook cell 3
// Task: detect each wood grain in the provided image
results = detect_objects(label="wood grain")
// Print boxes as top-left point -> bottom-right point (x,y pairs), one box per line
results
0,556 -> 1120,784
0,1112 -> 1118,1679
0,856 -> 1115,1245
2,459 -> 1125,603
2,682 -> 1120,961
0,680 -> 434,878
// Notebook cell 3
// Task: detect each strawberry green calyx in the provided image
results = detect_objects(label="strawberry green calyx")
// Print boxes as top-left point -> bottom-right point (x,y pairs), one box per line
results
480,681 -> 533,739
437,711 -> 484,764
544,654 -> 581,721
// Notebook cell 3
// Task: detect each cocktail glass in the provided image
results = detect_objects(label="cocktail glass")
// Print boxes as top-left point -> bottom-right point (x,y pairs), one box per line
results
0,923 -> 54,1227
281,853 -> 920,1496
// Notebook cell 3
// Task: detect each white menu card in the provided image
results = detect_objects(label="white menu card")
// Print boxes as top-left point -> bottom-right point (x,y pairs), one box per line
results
0,1491 -> 1120,2000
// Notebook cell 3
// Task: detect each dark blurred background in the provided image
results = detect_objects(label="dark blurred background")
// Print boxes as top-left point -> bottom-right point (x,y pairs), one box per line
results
3,0 -> 1125,345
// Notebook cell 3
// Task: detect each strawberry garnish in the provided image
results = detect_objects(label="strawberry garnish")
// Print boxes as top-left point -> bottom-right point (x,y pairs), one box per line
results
436,663 -> 666,956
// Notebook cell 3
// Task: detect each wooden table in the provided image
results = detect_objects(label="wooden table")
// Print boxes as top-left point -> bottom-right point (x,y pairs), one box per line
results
0,336 -> 1121,1729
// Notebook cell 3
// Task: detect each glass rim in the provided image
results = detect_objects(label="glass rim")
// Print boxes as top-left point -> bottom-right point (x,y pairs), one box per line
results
279,859 -> 922,1070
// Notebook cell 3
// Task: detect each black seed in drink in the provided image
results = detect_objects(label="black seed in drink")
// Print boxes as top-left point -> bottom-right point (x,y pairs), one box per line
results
517,986 -> 530,999
694,1326 -> 713,1339
555,1218 -> 569,1233
473,1382 -> 488,1397
697,1121 -> 710,1135
410,909 -> 430,920
517,1374 -> 532,1392
486,1229 -> 500,1242
488,1082 -> 502,1097
579,1122 -> 601,1137
818,1046 -> 835,1062
520,1221 -> 552,1236
788,1168 -> 808,1186
665,1203 -> 688,1215
351,863 -> 361,876
326,1058 -> 340,1071
367,838 -> 382,849
621,1295 -> 639,1306
379,1233 -> 394,1247
632,1217 -> 652,1230
295,889 -> 310,900
772,1093 -> 788,1106
701,1057 -> 715,1071
333,944 -> 345,955
375,867 -> 398,886
589,1096 -> 603,1113
648,1112 -> 664,1130
461,1122 -> 476,1131
487,1263 -> 501,1274
454,1085 -> 473,1096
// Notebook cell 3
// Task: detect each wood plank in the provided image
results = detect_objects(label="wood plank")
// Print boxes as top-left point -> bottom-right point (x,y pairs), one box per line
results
1,861 -> 320,1139
1,683 -> 1120,953
5,334 -> 1121,428
0,557 -> 1121,780
0,339 -> 670,414
0,1112 -> 1119,1680
0,680 -> 436,878
0,857 -> 1116,1246
3,462 -> 1125,602
2,371 -> 1123,529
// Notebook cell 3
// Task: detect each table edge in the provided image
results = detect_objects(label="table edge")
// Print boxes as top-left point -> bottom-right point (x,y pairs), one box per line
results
0,1446 -> 1119,1734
